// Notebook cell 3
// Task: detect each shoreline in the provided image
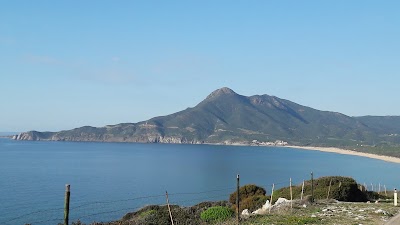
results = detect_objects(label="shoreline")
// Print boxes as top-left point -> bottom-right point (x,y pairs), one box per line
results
7,137 -> 400,164
286,145 -> 400,164
204,142 -> 400,164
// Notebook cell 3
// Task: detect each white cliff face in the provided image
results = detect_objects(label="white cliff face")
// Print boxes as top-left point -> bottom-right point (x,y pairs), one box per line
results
12,131 -> 205,144
13,132 -> 35,140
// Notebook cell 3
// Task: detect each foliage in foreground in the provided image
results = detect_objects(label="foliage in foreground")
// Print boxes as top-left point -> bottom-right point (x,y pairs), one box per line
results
200,206 -> 234,223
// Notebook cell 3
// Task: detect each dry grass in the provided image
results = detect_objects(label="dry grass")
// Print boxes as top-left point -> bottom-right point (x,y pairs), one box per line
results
239,200 -> 400,225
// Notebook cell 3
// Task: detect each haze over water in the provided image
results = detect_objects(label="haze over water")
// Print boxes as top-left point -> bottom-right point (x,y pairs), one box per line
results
1,138 -> 399,224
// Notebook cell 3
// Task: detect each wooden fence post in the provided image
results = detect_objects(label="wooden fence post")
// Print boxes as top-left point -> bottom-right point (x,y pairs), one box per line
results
311,172 -> 314,203
236,174 -> 240,224
269,184 -> 275,214
300,180 -> 305,200
64,184 -> 70,225
290,178 -> 293,209
165,191 -> 175,225
379,183 -> 381,194
327,179 -> 332,199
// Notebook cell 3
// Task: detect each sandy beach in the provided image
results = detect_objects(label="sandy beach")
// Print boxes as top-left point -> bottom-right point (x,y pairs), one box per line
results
286,145 -> 400,164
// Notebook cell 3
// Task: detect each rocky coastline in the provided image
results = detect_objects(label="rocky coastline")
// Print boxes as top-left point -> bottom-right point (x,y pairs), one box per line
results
11,131 -> 288,146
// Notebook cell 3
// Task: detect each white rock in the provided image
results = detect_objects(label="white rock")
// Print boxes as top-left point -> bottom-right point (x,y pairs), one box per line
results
252,208 -> 263,215
274,197 -> 289,205
262,200 -> 272,209
252,198 -> 293,215
252,200 -> 271,215
242,209 -> 250,216
374,209 -> 388,215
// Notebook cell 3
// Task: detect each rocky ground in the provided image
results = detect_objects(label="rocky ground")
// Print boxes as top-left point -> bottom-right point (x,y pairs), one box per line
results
240,199 -> 400,225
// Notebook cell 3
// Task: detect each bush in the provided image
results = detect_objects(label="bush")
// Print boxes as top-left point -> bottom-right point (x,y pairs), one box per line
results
229,184 -> 267,213
229,184 -> 266,204
272,176 -> 370,202
200,206 -> 234,223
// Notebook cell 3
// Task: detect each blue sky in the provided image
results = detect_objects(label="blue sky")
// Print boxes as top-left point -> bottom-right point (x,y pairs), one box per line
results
1,1 -> 399,132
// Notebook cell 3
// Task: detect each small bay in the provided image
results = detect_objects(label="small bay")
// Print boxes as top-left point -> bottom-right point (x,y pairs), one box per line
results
1,138 -> 399,225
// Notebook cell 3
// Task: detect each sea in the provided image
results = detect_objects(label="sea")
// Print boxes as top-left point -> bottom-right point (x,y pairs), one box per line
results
1,138 -> 400,225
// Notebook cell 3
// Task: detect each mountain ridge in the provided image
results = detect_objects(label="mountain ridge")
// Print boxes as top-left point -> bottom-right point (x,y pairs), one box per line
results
13,87 -> 400,149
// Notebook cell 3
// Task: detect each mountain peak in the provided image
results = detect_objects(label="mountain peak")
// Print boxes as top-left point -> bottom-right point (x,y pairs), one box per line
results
206,87 -> 237,99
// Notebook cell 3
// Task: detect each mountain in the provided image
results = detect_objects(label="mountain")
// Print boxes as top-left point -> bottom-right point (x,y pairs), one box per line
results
356,116 -> 400,134
12,87 -> 400,147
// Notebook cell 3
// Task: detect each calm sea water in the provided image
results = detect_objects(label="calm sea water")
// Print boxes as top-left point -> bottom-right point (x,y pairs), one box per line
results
1,138 -> 400,224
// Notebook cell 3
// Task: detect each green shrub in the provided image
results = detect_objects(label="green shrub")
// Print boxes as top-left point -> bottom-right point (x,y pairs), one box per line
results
229,184 -> 267,213
229,184 -> 266,204
285,216 -> 320,225
272,176 -> 370,202
365,191 -> 386,201
139,209 -> 156,217
200,206 -> 234,223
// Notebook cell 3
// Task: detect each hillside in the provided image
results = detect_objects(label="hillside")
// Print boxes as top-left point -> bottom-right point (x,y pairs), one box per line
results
12,87 -> 400,150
